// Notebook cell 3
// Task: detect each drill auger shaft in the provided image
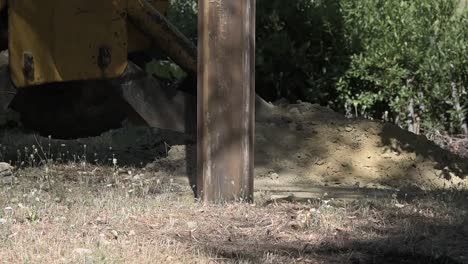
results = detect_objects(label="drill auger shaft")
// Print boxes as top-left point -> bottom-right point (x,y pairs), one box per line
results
128,0 -> 197,75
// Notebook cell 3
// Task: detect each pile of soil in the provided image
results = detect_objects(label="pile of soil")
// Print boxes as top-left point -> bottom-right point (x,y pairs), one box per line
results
156,100 -> 468,191
432,133 -> 468,159
1,100 -> 467,191
253,101 -> 468,191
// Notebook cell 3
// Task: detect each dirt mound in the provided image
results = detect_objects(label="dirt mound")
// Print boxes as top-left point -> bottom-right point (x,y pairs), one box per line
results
253,101 -> 468,191
432,133 -> 468,159
1,100 -> 467,191
157,101 -> 468,191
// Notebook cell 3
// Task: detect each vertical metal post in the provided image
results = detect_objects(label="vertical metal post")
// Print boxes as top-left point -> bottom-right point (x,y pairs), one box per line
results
197,0 -> 255,202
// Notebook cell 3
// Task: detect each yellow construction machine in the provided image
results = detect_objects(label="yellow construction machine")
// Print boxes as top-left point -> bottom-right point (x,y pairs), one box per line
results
0,0 -> 197,138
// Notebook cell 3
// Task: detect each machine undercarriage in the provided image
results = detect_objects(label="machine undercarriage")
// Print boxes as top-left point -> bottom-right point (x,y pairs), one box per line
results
0,0 -> 196,138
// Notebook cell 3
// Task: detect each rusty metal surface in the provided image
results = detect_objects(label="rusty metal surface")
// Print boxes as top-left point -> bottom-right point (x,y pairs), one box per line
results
197,0 -> 255,202
128,0 -> 197,74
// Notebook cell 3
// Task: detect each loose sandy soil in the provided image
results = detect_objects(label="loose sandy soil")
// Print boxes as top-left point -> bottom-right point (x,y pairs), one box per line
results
2,101 -> 468,193
253,101 -> 468,192
1,102 -> 468,263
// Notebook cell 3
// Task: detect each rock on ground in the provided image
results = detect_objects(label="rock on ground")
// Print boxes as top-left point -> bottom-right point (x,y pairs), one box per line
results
0,162 -> 12,177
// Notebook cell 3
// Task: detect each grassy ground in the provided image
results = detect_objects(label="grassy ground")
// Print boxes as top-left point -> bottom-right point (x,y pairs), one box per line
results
1,163 -> 467,264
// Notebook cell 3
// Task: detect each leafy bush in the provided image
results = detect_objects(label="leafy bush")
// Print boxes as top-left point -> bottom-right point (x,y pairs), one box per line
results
168,0 -> 350,104
167,0 -> 468,134
338,0 -> 468,134
167,0 -> 198,43
255,0 -> 349,104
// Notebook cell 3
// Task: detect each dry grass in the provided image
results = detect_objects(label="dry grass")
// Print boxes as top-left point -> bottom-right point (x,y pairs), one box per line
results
0,162 -> 467,264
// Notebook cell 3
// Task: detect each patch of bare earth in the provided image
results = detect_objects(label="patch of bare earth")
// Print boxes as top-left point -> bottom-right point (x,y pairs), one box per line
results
0,164 -> 467,263
432,133 -> 468,159
1,102 -> 468,263
144,100 -> 468,196
2,101 -> 468,192
253,101 -> 468,192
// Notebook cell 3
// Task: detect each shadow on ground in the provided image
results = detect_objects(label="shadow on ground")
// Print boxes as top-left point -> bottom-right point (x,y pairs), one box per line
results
193,190 -> 468,263
2,0 -> 466,194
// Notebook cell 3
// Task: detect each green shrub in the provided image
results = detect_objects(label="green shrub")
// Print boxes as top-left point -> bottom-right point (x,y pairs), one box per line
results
338,0 -> 468,134
167,0 -> 198,42
255,0 -> 349,104
168,0 -> 350,104
167,0 -> 468,134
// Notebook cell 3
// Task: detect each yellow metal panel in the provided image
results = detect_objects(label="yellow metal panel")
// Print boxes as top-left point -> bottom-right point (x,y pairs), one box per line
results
9,0 -> 128,87
9,0 -> 58,86
52,0 -> 128,80
128,22 -> 153,53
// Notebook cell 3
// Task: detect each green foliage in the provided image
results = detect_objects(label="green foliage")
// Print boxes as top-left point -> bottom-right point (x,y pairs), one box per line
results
338,0 -> 468,133
167,0 -> 468,134
167,0 -> 198,42
255,0 -> 349,104
168,0 -> 350,104
146,60 -> 187,81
